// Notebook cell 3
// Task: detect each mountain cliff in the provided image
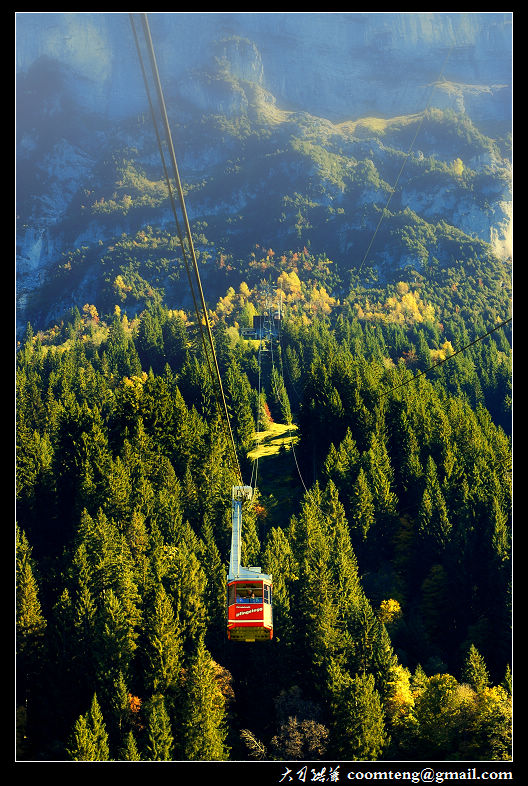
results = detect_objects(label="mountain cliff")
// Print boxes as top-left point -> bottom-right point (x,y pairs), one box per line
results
16,12 -> 512,332
16,12 -> 512,123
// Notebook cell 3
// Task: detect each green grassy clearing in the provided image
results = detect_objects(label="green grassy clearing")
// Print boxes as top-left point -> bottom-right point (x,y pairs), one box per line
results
247,421 -> 299,461
247,422 -> 304,528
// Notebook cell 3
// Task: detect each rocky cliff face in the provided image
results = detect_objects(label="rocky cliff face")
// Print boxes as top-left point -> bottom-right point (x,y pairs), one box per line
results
16,12 -> 512,331
16,12 -> 512,124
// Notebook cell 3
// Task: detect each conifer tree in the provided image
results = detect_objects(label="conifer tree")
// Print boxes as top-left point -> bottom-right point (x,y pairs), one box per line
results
180,637 -> 230,760
16,526 -> 47,756
226,358 -> 256,452
327,660 -> 388,760
89,692 -> 111,761
136,307 -> 165,375
386,398 -> 423,501
418,456 -> 452,555
262,526 -> 298,645
241,505 -> 261,569
107,671 -> 131,746
106,313 -> 141,378
67,694 -> 110,761
104,455 -> 132,524
324,481 -> 363,628
163,312 -> 188,371
194,514 -> 227,647
16,526 -> 46,660
365,432 -> 398,553
462,644 -> 490,693
350,467 -> 375,542
67,713 -> 97,761
293,486 -> 337,678
16,426 -> 55,542
95,588 -> 138,695
145,694 -> 174,761
143,582 -> 183,695
119,730 -> 141,761
164,540 -> 208,650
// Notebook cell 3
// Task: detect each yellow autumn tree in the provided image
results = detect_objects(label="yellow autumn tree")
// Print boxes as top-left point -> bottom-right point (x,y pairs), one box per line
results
452,158 -> 464,177
308,285 -> 336,316
378,598 -> 403,627
384,664 -> 415,730
83,303 -> 99,323
238,281 -> 252,301
277,270 -> 302,302
430,341 -> 455,364
215,287 -> 236,318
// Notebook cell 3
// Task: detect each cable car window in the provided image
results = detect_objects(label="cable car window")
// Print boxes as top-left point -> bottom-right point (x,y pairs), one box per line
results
235,583 -> 263,603
264,584 -> 270,604
228,584 -> 236,605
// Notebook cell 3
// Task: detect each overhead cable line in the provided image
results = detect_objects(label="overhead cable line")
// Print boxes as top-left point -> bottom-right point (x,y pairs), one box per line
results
357,45 -> 454,277
268,302 -> 309,494
129,16 -> 205,355
249,319 -> 264,494
130,12 -> 243,485
379,316 -> 512,399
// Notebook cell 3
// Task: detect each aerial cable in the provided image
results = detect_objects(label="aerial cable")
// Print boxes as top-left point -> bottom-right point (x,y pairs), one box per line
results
130,13 -> 239,480
252,321 -> 264,493
269,302 -> 309,494
131,12 -> 243,485
138,13 -> 242,484
357,44 -> 454,277
248,322 -> 262,493
378,316 -> 512,400
129,16 -> 207,359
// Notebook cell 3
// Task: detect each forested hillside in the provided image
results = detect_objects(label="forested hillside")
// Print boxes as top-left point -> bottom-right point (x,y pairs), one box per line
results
16,11 -> 512,766
16,253 -> 512,761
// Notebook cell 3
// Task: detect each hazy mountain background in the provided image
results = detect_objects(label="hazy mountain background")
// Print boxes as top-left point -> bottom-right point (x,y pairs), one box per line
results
15,12 -> 512,333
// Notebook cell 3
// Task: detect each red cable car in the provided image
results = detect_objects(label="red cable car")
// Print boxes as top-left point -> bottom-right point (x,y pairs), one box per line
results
227,487 -> 273,642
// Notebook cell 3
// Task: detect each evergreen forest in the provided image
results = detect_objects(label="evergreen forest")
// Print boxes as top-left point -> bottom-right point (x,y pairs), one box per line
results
16,241 -> 512,763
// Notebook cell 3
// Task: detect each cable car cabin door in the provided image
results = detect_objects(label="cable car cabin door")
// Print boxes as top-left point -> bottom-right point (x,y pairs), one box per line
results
227,579 -> 273,642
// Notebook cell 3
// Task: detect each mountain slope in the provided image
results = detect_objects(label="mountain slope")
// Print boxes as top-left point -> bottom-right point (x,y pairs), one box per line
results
16,13 -> 512,333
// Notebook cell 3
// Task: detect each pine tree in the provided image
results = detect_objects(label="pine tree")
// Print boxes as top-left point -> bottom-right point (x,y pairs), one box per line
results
200,516 -> 228,646
106,313 -> 140,378
89,693 -> 111,760
462,644 -> 490,693
418,456 -> 452,554
119,730 -> 141,761
324,481 -> 363,631
226,358 -> 256,452
136,307 -> 165,374
143,582 -> 183,695
180,637 -> 230,760
164,540 -> 208,650
145,694 -> 174,761
104,455 -> 132,524
262,526 -> 298,645
16,527 -> 46,660
293,486 -> 338,679
163,312 -> 188,371
327,660 -> 389,760
241,505 -> 261,568
95,588 -> 138,695
365,432 -> 398,553
107,671 -> 131,746
387,398 -> 423,501
67,713 -> 97,761
350,467 -> 375,542
67,694 -> 110,761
